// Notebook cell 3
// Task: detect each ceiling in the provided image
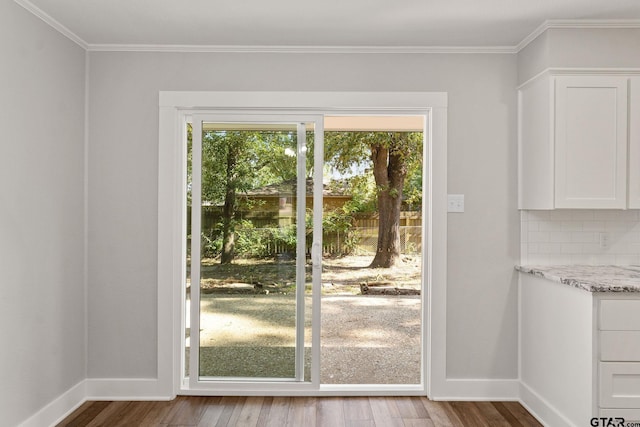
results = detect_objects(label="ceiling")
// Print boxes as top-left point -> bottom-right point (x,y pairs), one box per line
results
16,0 -> 640,50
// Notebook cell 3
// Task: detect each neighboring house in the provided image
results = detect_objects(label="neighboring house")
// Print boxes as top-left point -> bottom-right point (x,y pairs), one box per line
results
200,178 -> 422,254
200,178 -> 352,229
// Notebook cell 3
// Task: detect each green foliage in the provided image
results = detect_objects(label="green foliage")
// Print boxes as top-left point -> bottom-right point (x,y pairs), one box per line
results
271,225 -> 298,250
324,131 -> 422,174
403,164 -> 423,210
321,205 -> 360,255
341,174 -> 377,213
233,220 -> 271,258
187,127 -> 300,205
200,220 -> 299,259
322,207 -> 353,233
201,130 -> 296,204
200,229 -> 222,258
324,131 -> 423,211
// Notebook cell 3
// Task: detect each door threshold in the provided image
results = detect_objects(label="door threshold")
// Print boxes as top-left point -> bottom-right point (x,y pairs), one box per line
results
178,385 -> 426,397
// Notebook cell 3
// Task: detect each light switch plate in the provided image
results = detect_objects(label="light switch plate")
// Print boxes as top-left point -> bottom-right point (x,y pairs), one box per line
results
447,194 -> 464,213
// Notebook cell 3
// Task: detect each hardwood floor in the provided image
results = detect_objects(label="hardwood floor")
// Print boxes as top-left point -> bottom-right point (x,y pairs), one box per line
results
57,396 -> 543,426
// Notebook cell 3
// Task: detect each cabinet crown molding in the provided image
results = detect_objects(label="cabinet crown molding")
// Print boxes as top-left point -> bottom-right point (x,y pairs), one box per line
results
519,68 -> 640,90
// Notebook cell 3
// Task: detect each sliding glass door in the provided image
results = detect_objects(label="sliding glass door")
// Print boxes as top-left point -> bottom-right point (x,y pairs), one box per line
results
183,112 -> 426,393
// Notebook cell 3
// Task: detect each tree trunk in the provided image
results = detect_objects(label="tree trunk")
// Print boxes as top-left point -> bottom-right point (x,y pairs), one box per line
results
369,142 -> 406,268
221,145 -> 238,264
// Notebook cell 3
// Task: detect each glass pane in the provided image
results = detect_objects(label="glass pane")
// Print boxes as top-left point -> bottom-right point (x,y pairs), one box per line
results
185,123 -> 192,378
192,122 -> 313,380
321,116 -> 424,384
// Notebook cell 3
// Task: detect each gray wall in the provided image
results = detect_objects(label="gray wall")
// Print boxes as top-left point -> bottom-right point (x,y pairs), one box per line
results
548,28 -> 640,70
0,1 -> 86,425
517,30 -> 550,84
518,28 -> 640,85
87,51 -> 519,380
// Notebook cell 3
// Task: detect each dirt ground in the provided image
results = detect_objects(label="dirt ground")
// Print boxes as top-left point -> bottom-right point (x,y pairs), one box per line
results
198,254 -> 421,294
189,255 -> 422,384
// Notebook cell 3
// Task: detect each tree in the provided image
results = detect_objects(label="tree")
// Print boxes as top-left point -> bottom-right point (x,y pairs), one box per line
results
198,129 -> 298,264
325,131 -> 422,268
219,137 -> 239,263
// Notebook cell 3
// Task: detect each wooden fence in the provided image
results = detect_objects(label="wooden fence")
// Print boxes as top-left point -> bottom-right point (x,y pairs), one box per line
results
190,207 -> 423,256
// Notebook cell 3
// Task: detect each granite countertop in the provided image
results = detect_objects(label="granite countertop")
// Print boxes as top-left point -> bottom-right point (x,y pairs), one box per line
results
516,265 -> 640,292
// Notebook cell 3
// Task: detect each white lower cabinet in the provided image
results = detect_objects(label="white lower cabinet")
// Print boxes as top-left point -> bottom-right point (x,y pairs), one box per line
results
600,332 -> 640,361
600,408 -> 640,422
519,274 -> 640,426
600,363 -> 640,409
599,299 -> 640,422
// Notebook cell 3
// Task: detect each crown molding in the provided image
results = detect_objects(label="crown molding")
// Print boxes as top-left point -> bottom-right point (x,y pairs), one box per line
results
86,44 -> 517,54
517,67 -> 640,89
12,1 -> 640,55
14,0 -> 88,49
516,19 -> 640,52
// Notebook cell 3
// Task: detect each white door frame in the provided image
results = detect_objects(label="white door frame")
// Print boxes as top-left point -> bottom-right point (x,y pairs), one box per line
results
157,91 -> 448,397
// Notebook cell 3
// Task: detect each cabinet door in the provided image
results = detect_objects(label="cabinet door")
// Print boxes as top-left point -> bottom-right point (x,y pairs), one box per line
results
629,77 -> 640,208
600,362 -> 640,409
555,76 -> 628,209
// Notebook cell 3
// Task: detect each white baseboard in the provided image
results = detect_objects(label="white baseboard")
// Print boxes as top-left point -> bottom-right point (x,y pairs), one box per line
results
430,378 -> 520,401
85,378 -> 174,400
15,377 -> 575,427
18,380 -> 86,427
519,381 -> 575,427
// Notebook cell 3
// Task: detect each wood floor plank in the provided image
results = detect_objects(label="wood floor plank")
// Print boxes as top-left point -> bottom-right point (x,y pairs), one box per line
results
84,401 -> 134,427
234,396 -> 265,427
344,397 -> 374,422
474,401 -> 516,427
345,420 -> 374,427
285,396 -> 316,427
440,402 -> 470,427
264,397 -> 291,427
111,401 -> 158,427
220,396 -> 249,427
213,396 -> 245,427
160,396 -> 188,424
196,397 -> 226,426
138,400 -> 183,426
490,402 -> 525,427
55,396 -> 545,427
317,397 -> 346,427
404,419 -> 435,427
448,401 -> 490,427
501,401 -> 543,427
368,397 -> 404,427
163,396 -> 210,425
380,397 -> 403,419
410,397 -> 430,419
301,396 -> 317,427
255,396 -> 273,427
418,397 -> 454,427
392,396 -> 427,419
56,401 -> 111,427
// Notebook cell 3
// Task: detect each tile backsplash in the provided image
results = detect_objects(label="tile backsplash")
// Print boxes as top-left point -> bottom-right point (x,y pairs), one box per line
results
521,210 -> 640,265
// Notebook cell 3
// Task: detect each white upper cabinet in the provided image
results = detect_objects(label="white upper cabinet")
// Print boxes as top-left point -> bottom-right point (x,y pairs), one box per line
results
555,76 -> 628,209
518,73 -> 632,209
